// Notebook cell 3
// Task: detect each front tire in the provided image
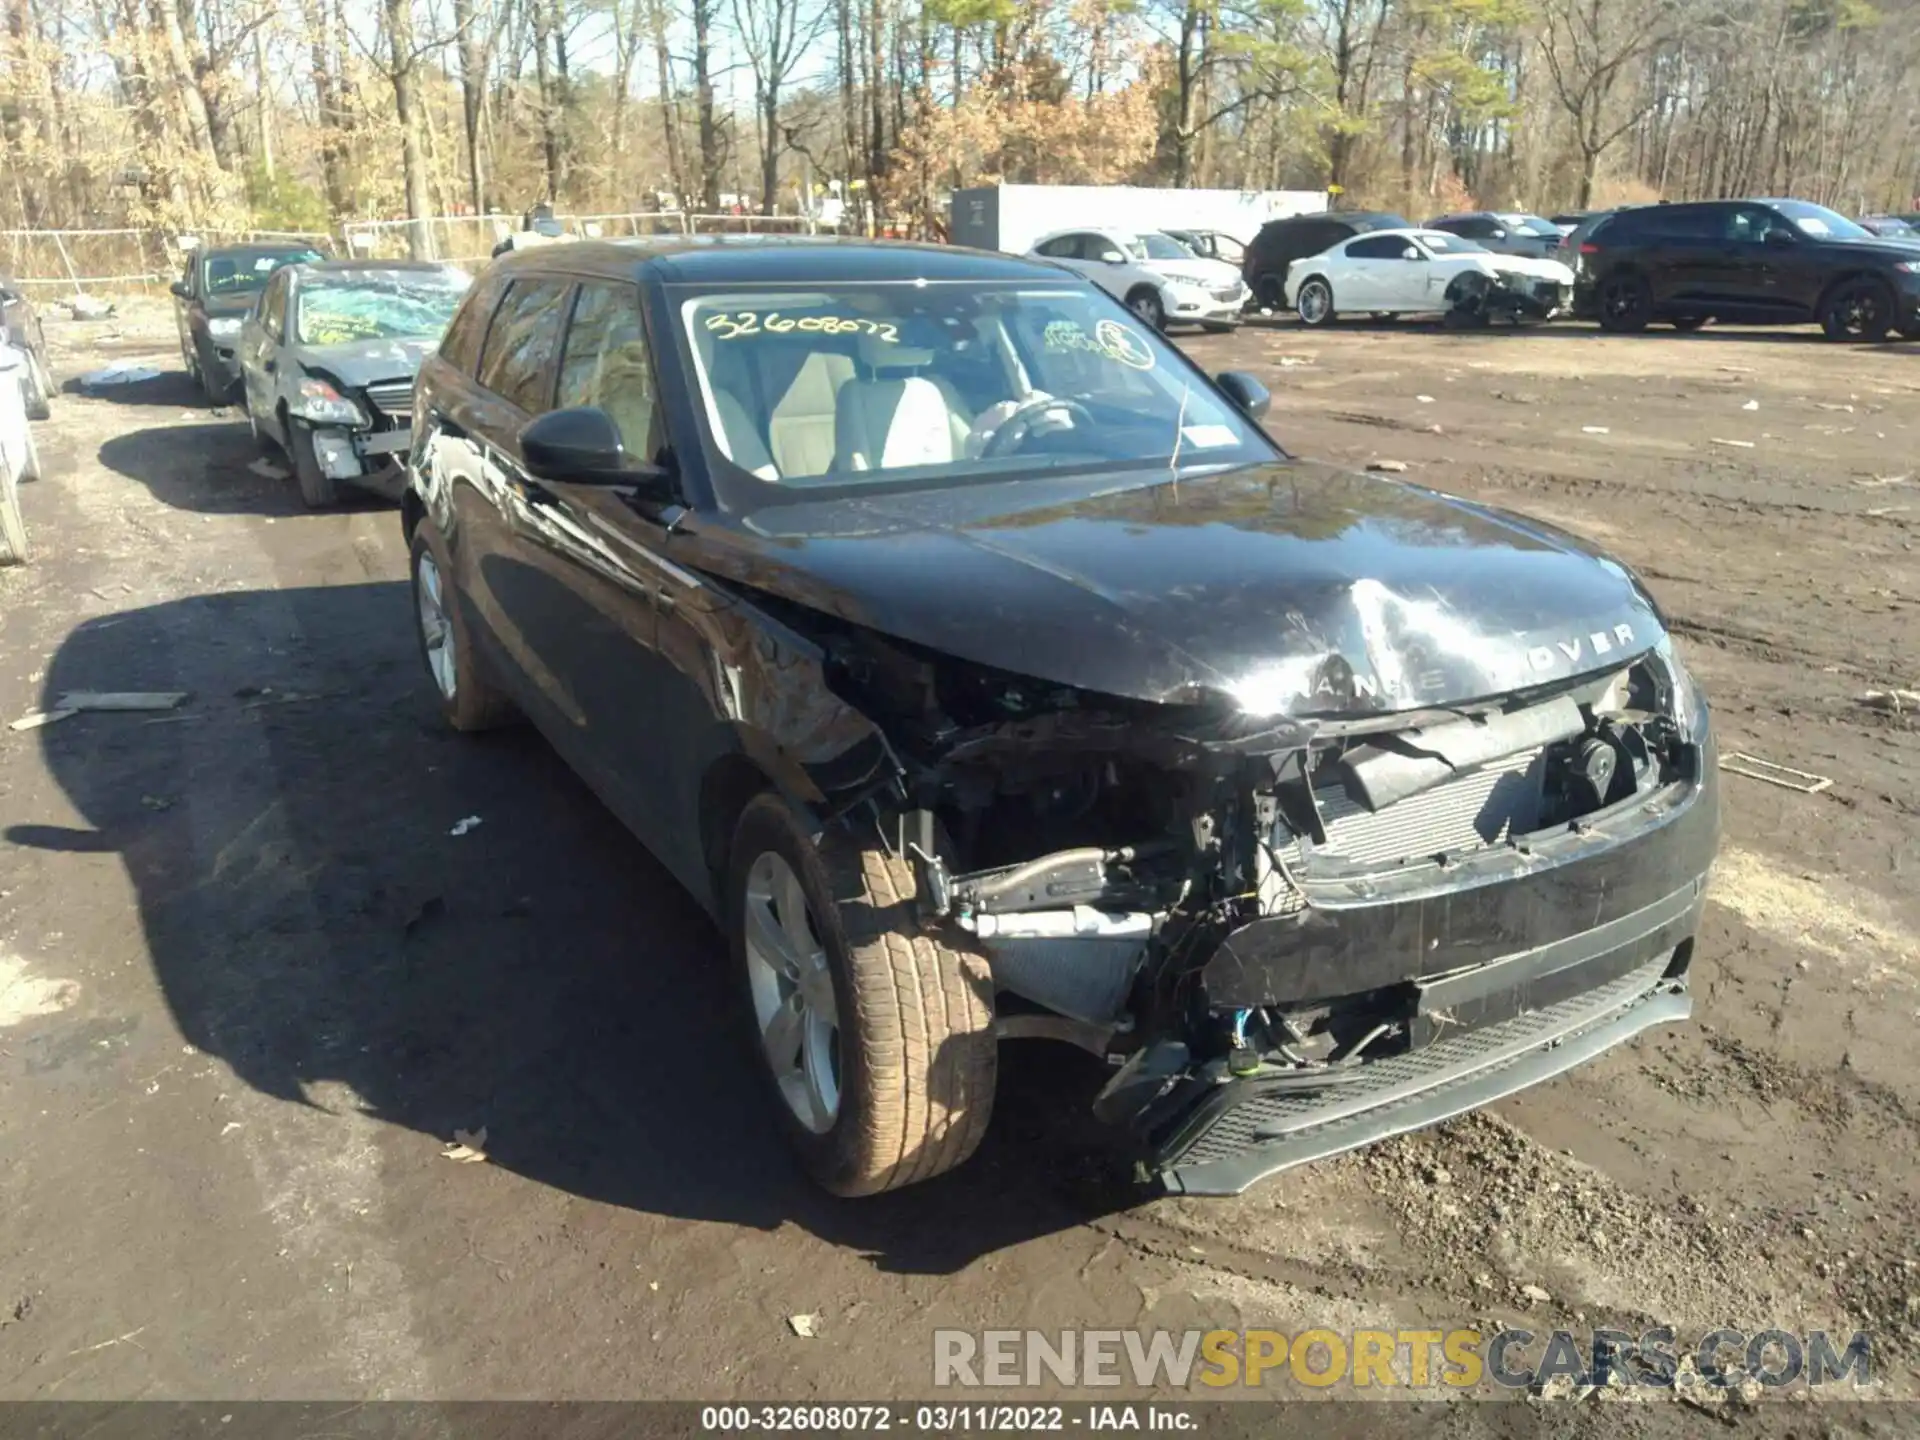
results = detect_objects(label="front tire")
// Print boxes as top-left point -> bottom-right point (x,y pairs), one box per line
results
288,423 -> 341,508
1596,272 -> 1653,333
1820,278 -> 1896,342
408,519 -> 519,732
1126,287 -> 1167,331
21,354 -> 51,420
1296,276 -> 1335,327
728,794 -> 997,1197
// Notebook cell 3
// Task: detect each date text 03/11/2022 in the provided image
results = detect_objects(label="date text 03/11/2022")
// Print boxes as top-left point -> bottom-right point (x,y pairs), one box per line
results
698,1405 -> 1195,1431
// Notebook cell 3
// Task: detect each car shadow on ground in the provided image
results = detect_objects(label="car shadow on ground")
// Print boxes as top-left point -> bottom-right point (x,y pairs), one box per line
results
97,420 -> 391,517
11,582 -> 1136,1277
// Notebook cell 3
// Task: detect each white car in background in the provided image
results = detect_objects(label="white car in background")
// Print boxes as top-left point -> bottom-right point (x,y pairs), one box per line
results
1283,228 -> 1576,327
0,343 -> 35,564
1027,227 -> 1247,331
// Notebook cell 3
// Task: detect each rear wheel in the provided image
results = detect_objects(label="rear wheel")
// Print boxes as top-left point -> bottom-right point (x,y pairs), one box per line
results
1596,272 -> 1653,333
728,794 -> 997,1197
1254,274 -> 1286,310
1296,277 -> 1335,327
408,518 -> 519,732
1820,278 -> 1896,342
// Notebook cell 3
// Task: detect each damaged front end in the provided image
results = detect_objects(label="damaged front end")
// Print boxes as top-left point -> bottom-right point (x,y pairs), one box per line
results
293,374 -> 416,498
819,618 -> 1716,1196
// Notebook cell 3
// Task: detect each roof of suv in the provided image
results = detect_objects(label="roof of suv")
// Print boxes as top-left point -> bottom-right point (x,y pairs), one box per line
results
1261,211 -> 1404,232
490,235 -> 1064,286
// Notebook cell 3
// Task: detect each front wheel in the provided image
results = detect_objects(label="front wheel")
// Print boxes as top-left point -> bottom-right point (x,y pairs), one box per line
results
1820,278 -> 1896,342
1127,288 -> 1167,331
728,794 -> 997,1197
1596,273 -> 1653,333
21,354 -> 51,420
1296,277 -> 1336,327
288,423 -> 341,508
409,519 -> 519,732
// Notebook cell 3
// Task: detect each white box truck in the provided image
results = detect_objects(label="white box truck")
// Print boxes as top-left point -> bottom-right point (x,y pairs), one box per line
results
949,184 -> 1327,255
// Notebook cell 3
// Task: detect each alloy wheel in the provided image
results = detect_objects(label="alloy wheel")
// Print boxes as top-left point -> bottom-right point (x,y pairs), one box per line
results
1299,282 -> 1330,324
742,850 -> 841,1134
415,549 -> 457,700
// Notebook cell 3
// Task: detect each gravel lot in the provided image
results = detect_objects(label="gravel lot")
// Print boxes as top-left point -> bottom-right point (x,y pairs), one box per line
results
1,300 -> 1916,1417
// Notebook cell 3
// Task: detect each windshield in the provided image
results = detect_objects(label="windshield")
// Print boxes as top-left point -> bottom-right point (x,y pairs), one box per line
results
1866,216 -> 1916,236
1135,233 -> 1198,261
203,248 -> 324,295
677,282 -> 1275,503
1771,201 -> 1872,240
1416,232 -> 1487,254
1499,214 -> 1561,237
295,271 -> 470,345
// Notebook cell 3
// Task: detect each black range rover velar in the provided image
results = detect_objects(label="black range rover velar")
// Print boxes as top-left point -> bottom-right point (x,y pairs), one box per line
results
403,236 -> 1719,1197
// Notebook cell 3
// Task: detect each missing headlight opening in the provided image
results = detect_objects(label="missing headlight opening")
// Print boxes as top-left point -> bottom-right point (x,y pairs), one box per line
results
800,609 -> 1712,1195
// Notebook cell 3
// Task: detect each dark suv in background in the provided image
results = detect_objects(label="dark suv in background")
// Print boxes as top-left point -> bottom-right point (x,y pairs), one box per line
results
1577,199 -> 1920,340
1243,211 -> 1408,309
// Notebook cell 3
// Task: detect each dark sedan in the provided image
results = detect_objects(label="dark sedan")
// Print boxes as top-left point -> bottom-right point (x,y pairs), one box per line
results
401,237 -> 1717,1199
1423,211 -> 1564,259
172,241 -> 326,400
237,260 -> 469,506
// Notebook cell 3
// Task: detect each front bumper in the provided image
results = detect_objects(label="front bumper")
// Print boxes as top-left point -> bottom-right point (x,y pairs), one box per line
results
1166,286 -> 1247,324
1146,741 -> 1719,1195
1491,276 -> 1572,318
309,424 -> 411,499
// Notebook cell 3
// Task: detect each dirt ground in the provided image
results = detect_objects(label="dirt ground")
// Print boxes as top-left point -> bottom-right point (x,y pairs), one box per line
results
1,298 -> 1916,1419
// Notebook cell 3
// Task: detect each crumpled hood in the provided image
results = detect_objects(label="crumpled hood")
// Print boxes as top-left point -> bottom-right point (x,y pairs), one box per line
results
292,337 -> 437,388
717,461 -> 1664,719
1484,254 -> 1576,284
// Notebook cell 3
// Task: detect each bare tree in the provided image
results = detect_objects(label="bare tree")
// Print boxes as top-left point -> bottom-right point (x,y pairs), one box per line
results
1538,0 -> 1675,206
729,0 -> 828,211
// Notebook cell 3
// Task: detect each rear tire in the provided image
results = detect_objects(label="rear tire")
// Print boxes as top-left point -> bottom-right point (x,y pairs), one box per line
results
1820,278 -> 1896,342
727,794 -> 997,1197
289,423 -> 341,508
1596,272 -> 1653,333
408,518 -> 519,732
1253,274 -> 1285,310
1296,277 -> 1336,327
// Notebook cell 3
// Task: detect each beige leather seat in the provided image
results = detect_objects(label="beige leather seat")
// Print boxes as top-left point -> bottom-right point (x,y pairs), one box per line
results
832,339 -> 971,473
767,352 -> 853,477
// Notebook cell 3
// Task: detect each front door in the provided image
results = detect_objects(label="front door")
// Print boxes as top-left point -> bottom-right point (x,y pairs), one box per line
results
240,269 -> 289,432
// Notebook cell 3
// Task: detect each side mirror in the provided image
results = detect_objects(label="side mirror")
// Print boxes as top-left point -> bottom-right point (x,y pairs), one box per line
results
1402,247 -> 1421,261
1215,370 -> 1271,420
1489,229 -> 1508,240
520,406 -> 675,500
170,281 -> 190,300
1763,228 -> 1795,247
1099,251 -> 1126,264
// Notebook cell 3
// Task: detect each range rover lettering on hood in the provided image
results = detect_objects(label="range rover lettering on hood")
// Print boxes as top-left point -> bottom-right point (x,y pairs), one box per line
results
728,459 -> 1667,720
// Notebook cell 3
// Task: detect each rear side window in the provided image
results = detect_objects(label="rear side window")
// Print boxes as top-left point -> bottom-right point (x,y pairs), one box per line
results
1034,235 -> 1079,258
476,277 -> 572,413
439,274 -> 505,375
1346,235 -> 1408,260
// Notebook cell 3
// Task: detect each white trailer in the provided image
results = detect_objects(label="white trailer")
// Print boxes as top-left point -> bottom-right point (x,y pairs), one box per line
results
949,184 -> 1327,255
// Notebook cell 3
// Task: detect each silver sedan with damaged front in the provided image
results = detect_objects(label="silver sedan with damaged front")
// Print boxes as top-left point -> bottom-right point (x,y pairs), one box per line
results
238,260 -> 470,507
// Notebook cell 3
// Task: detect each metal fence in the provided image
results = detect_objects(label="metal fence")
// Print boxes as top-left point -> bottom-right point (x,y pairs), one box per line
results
0,212 -> 842,293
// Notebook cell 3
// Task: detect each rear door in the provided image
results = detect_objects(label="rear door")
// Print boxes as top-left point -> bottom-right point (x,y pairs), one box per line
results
1646,204 -> 1733,309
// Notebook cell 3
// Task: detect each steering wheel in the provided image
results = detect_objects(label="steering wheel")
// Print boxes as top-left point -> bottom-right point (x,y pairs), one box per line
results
975,394 -> 1097,459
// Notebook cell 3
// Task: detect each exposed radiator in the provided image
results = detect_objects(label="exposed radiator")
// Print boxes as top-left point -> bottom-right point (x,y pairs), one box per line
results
362,379 -> 416,421
1314,747 -> 1544,867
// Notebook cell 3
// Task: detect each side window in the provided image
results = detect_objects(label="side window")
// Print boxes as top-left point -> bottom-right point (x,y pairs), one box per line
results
1727,206 -> 1791,244
1035,235 -> 1076,259
1649,206 -> 1723,240
557,282 -> 658,460
1346,235 -> 1407,260
440,274 -> 506,375
476,277 -> 572,413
